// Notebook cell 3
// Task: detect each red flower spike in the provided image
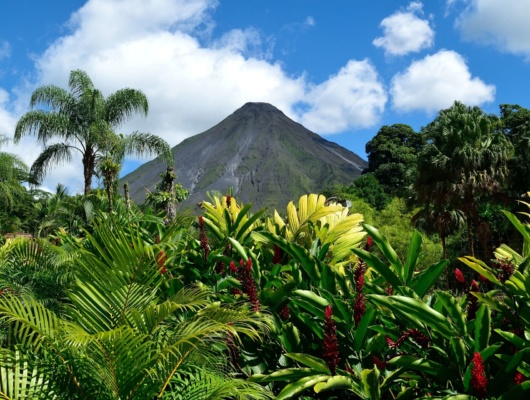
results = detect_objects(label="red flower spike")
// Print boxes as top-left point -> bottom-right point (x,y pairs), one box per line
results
514,371 -> 527,385
236,259 -> 260,311
366,236 -> 373,250
55,237 -> 60,246
246,258 -> 252,272
496,258 -> 515,283
385,283 -> 393,295
479,274 -> 488,283
226,195 -> 231,208
354,293 -> 366,327
455,268 -> 466,284
280,305 -> 290,320
470,352 -> 488,399
155,235 -> 160,244
198,216 -> 209,261
372,356 -> 388,370
323,306 -> 341,375
229,261 -> 238,273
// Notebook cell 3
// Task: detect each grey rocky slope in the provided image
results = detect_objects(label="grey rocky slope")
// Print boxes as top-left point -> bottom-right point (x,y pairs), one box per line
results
120,102 -> 367,211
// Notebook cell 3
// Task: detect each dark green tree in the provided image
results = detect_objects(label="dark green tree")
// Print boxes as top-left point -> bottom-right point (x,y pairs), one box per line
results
365,124 -> 424,196
498,104 -> 530,196
415,101 -> 513,256
343,173 -> 391,210
15,69 -> 172,195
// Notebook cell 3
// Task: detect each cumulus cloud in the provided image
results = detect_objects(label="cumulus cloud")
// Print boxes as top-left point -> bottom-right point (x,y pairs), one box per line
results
455,0 -> 530,58
300,60 -> 387,133
390,50 -> 495,113
6,0 -> 385,193
373,2 -> 434,56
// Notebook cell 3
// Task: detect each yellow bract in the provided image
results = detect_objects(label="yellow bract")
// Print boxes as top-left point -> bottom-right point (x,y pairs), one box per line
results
269,194 -> 365,267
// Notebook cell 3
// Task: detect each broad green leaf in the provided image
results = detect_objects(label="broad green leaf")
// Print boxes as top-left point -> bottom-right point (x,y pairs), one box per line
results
314,375 -> 361,395
459,256 -> 501,286
361,368 -> 381,400
474,304 -> 491,352
276,375 -> 330,400
352,248 -> 402,288
389,355 -> 450,379
437,291 -> 467,336
403,230 -> 423,284
250,368 -> 317,383
228,237 -> 248,261
410,259 -> 448,298
369,295 -> 457,339
354,308 -> 376,351
293,290 -> 329,308
363,224 -> 403,277
286,353 -> 331,374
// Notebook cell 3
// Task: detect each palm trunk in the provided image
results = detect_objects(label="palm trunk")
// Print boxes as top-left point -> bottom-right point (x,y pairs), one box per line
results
162,166 -> 176,226
124,182 -> 131,211
83,149 -> 95,196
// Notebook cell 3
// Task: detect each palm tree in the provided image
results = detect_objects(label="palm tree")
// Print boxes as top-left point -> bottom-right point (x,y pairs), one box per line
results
415,101 -> 513,256
0,134 -> 29,211
14,70 -> 173,195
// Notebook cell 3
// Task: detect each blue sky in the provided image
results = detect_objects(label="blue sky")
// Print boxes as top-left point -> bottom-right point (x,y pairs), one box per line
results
1,0 -> 529,193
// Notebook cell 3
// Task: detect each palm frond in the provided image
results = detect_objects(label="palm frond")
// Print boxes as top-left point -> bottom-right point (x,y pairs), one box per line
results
124,131 -> 173,165
68,70 -> 95,98
29,84 -> 72,112
105,88 -> 149,127
29,143 -> 73,184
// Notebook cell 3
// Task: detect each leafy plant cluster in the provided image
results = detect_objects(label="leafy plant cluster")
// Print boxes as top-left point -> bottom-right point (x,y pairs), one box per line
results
1,191 -> 530,399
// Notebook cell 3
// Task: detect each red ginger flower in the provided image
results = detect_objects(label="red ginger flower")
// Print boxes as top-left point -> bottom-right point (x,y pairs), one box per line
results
365,236 -> 373,250
238,259 -> 260,311
496,258 -> 515,283
229,261 -> 238,273
455,268 -> 466,284
407,328 -> 430,349
198,216 -> 210,261
323,305 -> 341,375
514,371 -> 527,385
354,293 -> 366,328
280,305 -> 290,320
226,195 -> 231,207
353,259 -> 367,327
470,352 -> 488,399
156,251 -> 167,274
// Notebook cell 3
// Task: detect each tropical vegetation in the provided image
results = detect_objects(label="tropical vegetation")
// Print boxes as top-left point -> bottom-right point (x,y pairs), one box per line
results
2,72 -> 530,398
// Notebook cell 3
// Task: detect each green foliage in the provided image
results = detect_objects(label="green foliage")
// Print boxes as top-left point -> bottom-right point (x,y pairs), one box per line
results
343,173 -> 391,210
365,123 -> 424,197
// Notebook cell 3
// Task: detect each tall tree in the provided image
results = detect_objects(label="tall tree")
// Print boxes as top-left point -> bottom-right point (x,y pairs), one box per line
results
365,124 -> 424,196
498,104 -> 530,197
14,69 -> 172,195
415,101 -> 513,256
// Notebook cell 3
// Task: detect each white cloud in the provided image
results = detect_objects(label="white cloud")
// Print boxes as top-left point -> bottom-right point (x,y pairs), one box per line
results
300,60 -> 387,133
373,2 -> 434,56
0,41 -> 10,60
455,0 -> 530,57
6,0 -> 384,193
390,50 -> 495,113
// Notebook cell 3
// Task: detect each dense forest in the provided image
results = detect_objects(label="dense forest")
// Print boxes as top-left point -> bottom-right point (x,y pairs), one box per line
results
1,71 -> 530,399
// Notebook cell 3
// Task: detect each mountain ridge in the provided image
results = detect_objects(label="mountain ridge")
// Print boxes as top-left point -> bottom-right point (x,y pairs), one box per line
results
120,102 -> 367,210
